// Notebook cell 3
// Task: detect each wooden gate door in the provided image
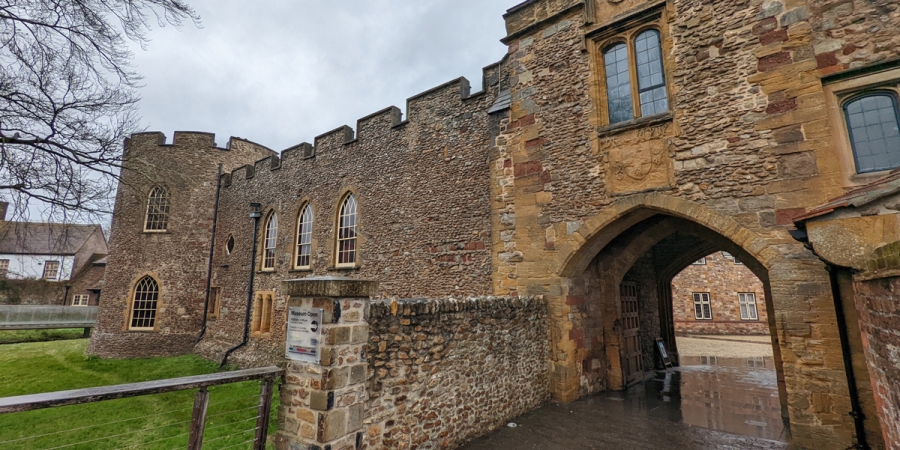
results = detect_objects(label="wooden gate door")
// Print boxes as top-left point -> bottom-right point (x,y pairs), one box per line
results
620,282 -> 644,387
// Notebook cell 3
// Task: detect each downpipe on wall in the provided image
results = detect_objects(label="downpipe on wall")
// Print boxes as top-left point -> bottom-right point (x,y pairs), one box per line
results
789,228 -> 869,450
220,202 -> 262,368
197,164 -> 223,343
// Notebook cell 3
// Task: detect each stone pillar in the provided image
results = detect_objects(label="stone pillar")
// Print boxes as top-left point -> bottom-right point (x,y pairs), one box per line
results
275,277 -> 379,450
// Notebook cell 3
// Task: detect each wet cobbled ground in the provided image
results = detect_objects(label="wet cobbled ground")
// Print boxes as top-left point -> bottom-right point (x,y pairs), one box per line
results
462,336 -> 789,450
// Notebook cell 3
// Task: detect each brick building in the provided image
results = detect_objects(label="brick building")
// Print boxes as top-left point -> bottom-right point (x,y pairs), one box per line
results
672,251 -> 769,335
89,0 -> 900,448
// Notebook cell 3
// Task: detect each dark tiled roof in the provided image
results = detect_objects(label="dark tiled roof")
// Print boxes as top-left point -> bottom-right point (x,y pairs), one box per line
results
0,222 -> 102,255
795,169 -> 900,223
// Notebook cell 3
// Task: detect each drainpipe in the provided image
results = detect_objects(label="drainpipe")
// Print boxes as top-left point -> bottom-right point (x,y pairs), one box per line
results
197,164 -> 223,343
220,202 -> 262,368
789,228 -> 869,450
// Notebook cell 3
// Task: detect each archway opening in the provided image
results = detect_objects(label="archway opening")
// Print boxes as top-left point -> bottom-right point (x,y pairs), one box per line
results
566,212 -> 789,442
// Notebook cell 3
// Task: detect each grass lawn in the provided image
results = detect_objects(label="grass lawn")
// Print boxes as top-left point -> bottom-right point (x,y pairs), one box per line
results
0,328 -> 87,345
0,339 -> 278,450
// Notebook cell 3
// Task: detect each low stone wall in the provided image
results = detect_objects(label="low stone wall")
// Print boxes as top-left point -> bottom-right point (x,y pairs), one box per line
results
365,296 -> 549,449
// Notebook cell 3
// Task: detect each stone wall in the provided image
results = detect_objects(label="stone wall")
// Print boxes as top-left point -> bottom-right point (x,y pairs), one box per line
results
671,251 -> 769,335
88,133 -> 274,358
365,296 -> 549,449
197,68 -> 501,364
854,241 -> 900,450
0,279 -> 66,305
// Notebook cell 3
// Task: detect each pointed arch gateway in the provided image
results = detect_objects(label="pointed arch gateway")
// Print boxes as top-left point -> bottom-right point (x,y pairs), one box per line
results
525,193 -> 860,447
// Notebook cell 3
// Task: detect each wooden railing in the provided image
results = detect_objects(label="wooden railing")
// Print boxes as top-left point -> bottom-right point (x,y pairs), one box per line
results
0,366 -> 283,450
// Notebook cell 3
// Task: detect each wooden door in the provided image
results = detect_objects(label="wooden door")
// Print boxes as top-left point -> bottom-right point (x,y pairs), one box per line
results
620,282 -> 643,387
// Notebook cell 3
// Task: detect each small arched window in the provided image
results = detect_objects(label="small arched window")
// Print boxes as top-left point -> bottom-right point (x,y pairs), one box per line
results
336,194 -> 358,267
634,29 -> 667,117
225,235 -> 235,255
144,186 -> 170,231
295,204 -> 313,269
130,276 -> 159,330
604,43 -> 633,125
262,212 -> 278,270
844,93 -> 900,173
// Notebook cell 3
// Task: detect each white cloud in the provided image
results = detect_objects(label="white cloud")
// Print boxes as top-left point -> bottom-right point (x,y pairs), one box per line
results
131,0 -> 512,151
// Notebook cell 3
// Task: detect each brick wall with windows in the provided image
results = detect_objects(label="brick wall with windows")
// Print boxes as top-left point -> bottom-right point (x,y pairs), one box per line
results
671,251 -> 769,335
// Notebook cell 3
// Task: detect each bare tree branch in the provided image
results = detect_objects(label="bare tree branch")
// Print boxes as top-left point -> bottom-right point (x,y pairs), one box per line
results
0,0 -> 200,224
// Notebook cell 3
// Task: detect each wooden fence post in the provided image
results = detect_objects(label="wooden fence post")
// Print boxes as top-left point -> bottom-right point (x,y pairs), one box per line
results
187,387 -> 209,450
254,377 -> 275,450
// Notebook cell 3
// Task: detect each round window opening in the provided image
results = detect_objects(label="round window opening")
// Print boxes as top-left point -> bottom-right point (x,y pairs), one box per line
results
225,235 -> 235,255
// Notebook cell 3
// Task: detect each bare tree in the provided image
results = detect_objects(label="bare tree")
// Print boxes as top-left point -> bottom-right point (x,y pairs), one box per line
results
0,0 -> 199,223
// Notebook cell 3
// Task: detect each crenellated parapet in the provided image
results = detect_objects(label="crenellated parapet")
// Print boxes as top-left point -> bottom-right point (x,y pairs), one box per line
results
219,62 -> 503,190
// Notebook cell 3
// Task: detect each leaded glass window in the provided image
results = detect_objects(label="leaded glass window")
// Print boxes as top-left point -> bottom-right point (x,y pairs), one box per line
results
144,186 -> 170,231
604,43 -> 633,124
635,29 -> 668,117
262,212 -> 278,270
296,205 -> 313,268
336,194 -> 358,267
739,293 -> 758,321
844,93 -> 900,173
130,276 -> 159,330
693,292 -> 712,320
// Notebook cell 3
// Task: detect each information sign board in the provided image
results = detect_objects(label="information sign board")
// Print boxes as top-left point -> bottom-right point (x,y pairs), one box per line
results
286,307 -> 323,363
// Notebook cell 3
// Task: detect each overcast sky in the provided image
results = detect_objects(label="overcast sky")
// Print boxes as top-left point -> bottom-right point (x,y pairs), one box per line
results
131,0 -> 513,152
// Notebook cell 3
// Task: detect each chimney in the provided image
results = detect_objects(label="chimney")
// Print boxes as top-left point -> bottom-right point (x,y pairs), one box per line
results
0,202 -> 7,221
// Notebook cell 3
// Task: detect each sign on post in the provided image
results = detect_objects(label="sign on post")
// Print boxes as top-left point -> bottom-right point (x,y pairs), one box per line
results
286,307 -> 323,363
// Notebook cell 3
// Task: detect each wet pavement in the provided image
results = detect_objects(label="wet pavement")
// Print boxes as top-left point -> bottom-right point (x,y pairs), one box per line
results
462,341 -> 787,450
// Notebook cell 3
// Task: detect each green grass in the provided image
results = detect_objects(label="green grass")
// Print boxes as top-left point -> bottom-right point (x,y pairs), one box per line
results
0,328 -> 87,345
0,339 -> 278,450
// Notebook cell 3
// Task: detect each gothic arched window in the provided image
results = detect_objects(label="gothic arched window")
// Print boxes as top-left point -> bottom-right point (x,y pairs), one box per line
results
130,276 -> 159,330
144,186 -> 170,231
262,212 -> 278,270
295,204 -> 313,269
336,194 -> 358,267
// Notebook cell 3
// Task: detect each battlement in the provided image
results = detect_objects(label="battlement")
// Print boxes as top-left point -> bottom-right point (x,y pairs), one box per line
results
502,0 -> 582,43
219,61 -> 503,189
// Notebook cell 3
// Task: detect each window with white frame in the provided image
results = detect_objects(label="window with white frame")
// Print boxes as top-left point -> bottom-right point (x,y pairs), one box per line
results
295,204 -> 313,269
129,276 -> 159,330
262,212 -> 278,270
693,292 -> 712,320
42,261 -> 60,280
0,259 -> 8,278
72,294 -> 89,306
336,194 -> 358,267
739,293 -> 759,320
144,186 -> 170,231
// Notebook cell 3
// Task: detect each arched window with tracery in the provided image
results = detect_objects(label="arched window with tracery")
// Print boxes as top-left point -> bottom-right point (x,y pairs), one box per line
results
262,212 -> 278,270
843,92 -> 900,173
130,276 -> 159,330
144,186 -> 170,231
295,204 -> 313,269
336,194 -> 357,267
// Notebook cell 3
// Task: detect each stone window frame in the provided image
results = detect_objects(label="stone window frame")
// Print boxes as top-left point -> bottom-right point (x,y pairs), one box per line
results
587,4 -> 673,130
225,234 -> 235,255
738,292 -> 759,321
0,259 -> 7,278
42,260 -> 60,280
250,291 -> 275,335
692,292 -> 712,320
333,190 -> 360,269
143,185 -> 171,233
72,294 -> 89,306
207,286 -> 221,320
259,209 -> 278,272
293,200 -> 314,271
127,274 -> 161,331
823,66 -> 900,185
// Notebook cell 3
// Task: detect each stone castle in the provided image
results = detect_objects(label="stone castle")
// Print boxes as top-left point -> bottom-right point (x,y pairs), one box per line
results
88,0 -> 900,449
